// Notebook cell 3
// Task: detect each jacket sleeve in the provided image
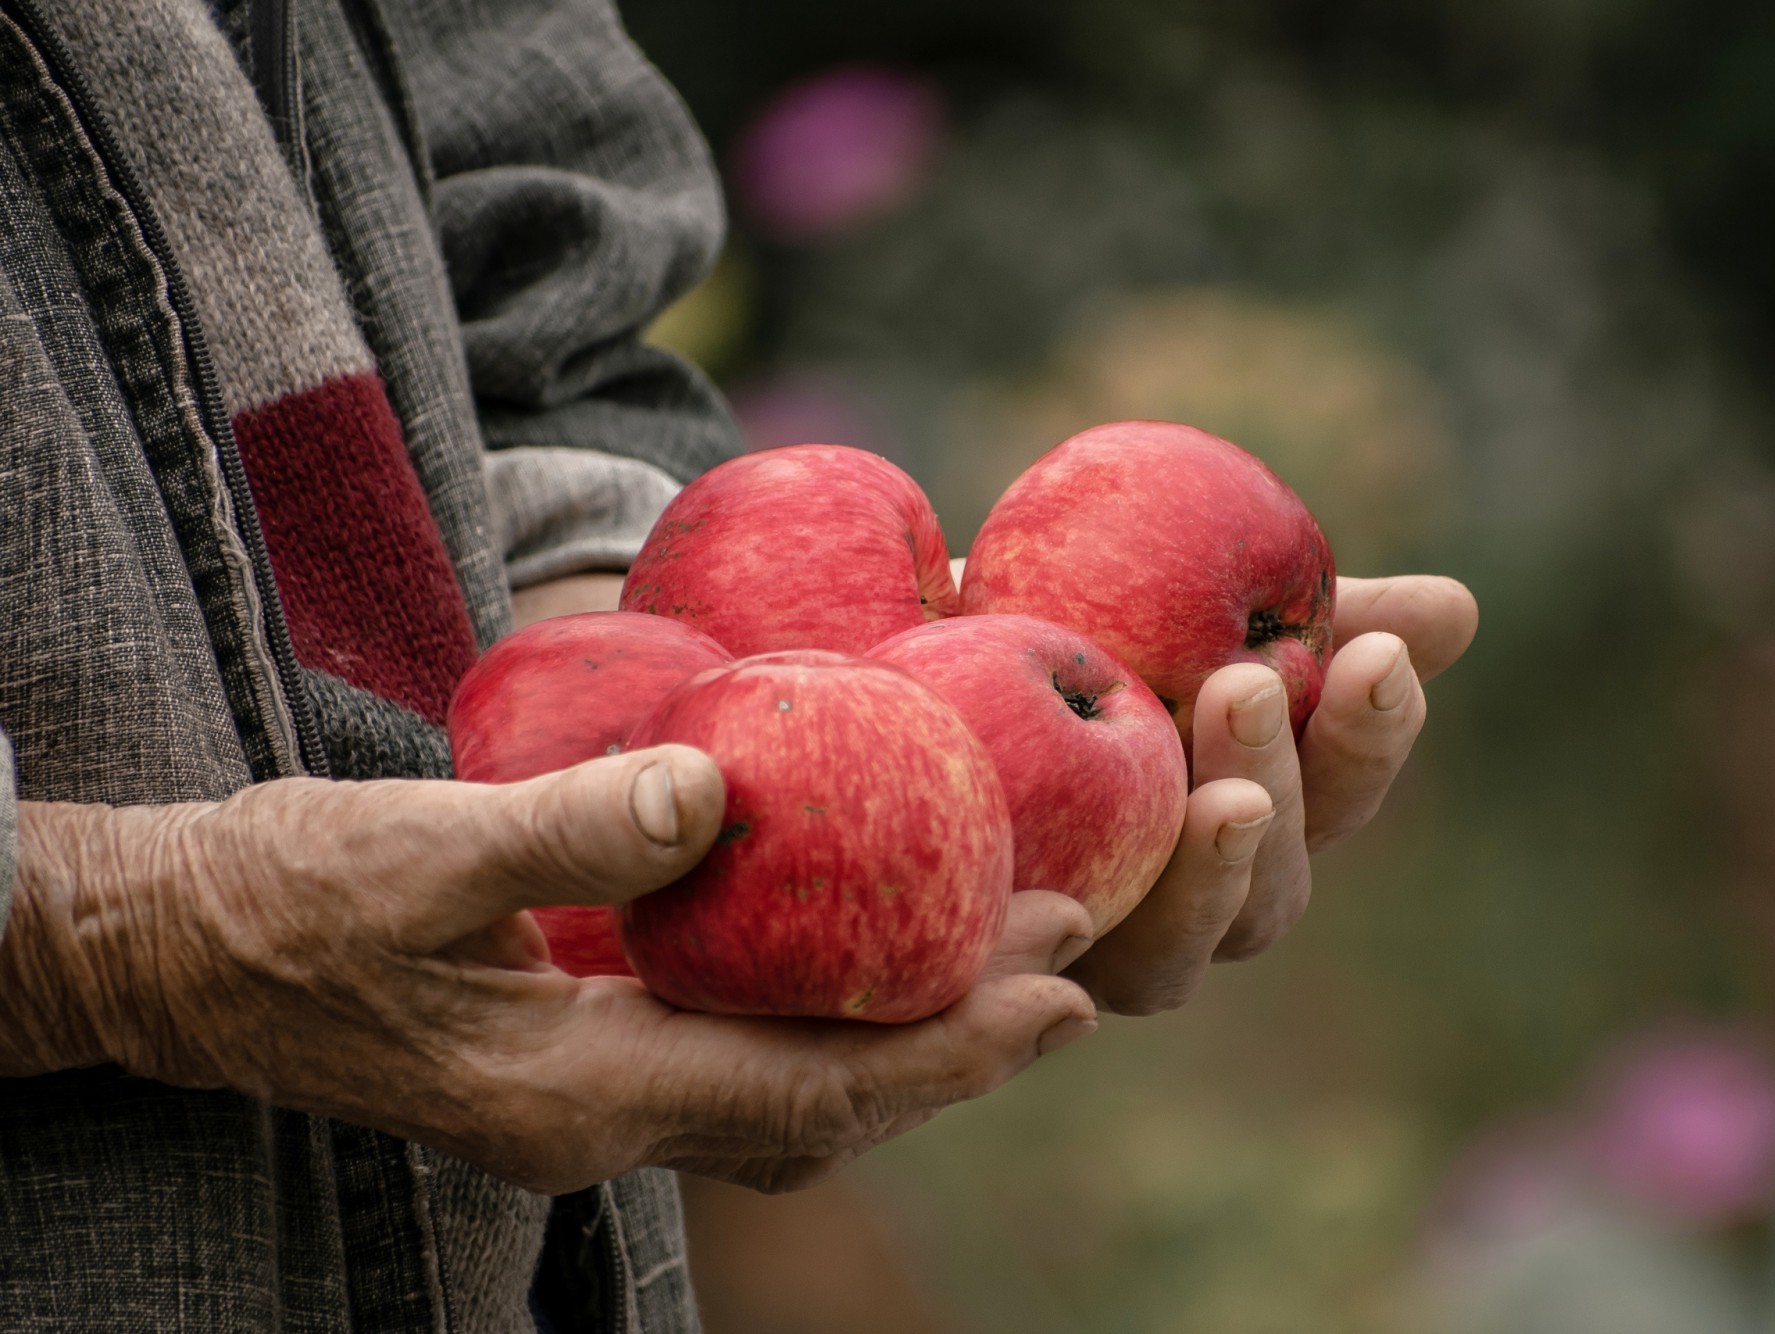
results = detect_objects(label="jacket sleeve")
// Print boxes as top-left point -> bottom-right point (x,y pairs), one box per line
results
374,0 -> 743,586
1,728 -> 16,948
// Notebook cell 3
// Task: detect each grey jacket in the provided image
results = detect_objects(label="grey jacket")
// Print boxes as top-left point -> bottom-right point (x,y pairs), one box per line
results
0,0 -> 738,1327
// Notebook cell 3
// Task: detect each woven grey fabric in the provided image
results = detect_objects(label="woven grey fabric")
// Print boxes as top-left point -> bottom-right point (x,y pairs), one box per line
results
0,31 -> 270,813
73,0 -> 374,417
373,0 -> 743,489
0,10 -> 367,1325
610,1169 -> 699,1330
0,0 -> 739,1327
0,1068 -> 366,1330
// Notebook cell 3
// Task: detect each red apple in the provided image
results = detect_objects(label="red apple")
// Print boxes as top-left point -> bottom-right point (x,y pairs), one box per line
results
447,611 -> 732,976
619,650 -> 1013,1022
960,421 -> 1335,745
449,611 -> 732,783
527,906 -> 629,979
867,614 -> 1188,934
618,444 -> 959,657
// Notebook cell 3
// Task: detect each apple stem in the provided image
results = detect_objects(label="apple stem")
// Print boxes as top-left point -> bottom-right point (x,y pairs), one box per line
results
1246,609 -> 1288,648
1051,673 -> 1102,721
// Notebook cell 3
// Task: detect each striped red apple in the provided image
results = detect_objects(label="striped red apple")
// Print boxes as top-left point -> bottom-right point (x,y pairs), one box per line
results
617,650 -> 1013,1022
868,614 -> 1188,935
961,421 -> 1336,747
447,611 -> 731,976
619,444 -> 958,657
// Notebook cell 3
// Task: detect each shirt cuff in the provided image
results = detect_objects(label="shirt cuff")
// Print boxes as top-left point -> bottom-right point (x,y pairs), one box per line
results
485,446 -> 682,590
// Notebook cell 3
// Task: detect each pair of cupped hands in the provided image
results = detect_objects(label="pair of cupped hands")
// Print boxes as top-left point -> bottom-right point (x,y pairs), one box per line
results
0,572 -> 1475,1197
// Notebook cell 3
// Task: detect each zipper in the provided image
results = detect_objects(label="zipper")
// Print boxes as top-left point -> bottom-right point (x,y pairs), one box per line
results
596,1192 -> 626,1334
6,0 -> 331,779
532,1187 -> 627,1334
249,0 -> 313,202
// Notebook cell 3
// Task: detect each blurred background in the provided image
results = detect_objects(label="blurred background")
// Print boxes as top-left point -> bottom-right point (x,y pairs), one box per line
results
624,0 -> 1775,1329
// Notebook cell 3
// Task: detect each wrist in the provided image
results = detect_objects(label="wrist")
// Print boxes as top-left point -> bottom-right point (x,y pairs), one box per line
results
509,571 -> 627,628
0,801 -> 198,1078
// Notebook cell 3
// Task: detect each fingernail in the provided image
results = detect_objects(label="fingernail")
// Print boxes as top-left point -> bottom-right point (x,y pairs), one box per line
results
1215,811 -> 1275,862
1038,1016 -> 1097,1056
1229,683 -> 1285,748
630,762 -> 680,846
1051,934 -> 1093,974
1370,644 -> 1413,712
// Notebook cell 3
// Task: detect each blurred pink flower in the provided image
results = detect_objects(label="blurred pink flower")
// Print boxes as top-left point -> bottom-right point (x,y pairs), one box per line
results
1420,1114 -> 1588,1272
731,66 -> 945,243
1587,1029 -> 1775,1224
728,372 -> 898,463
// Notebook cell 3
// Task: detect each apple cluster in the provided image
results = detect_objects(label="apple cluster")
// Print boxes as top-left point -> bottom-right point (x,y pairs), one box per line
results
448,423 -> 1335,1023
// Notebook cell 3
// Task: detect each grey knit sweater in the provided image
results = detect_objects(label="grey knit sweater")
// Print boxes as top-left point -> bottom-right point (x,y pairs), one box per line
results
0,0 -> 739,1327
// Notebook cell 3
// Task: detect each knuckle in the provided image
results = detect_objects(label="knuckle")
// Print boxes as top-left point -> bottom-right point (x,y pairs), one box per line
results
780,1064 -> 872,1157
1312,722 -> 1409,784
1214,893 -> 1309,962
1053,897 -> 1096,942
1304,810 -> 1371,853
1100,978 -> 1194,1017
955,1053 -> 1003,1103
1212,928 -> 1274,963
1011,898 -> 1096,964
506,775 -> 598,885
926,1018 -> 1006,1104
1183,893 -> 1244,946
1303,827 -> 1336,854
502,766 -> 668,906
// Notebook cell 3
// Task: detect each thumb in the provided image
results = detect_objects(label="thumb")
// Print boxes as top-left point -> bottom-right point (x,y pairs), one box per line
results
434,745 -> 725,943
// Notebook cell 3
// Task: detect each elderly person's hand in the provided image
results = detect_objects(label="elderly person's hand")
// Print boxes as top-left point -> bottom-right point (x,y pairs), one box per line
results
0,748 -> 1095,1195
1064,574 -> 1478,1013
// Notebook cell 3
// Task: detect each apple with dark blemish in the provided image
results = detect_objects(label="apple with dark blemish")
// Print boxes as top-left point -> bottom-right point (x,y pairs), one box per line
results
617,650 -> 1013,1022
618,444 -> 959,657
960,421 -> 1336,747
868,615 -> 1187,934
447,611 -> 732,976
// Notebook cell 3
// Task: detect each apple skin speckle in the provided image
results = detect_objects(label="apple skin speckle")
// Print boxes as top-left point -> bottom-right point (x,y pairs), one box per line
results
960,421 -> 1336,749
620,445 -> 960,658
871,614 -> 1187,935
621,652 -> 1013,1023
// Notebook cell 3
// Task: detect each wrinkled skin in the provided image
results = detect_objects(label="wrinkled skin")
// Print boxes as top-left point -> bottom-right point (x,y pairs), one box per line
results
0,748 -> 1095,1196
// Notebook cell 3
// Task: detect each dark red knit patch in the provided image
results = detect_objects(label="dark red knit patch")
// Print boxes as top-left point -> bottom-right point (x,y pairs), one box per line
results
232,371 -> 478,725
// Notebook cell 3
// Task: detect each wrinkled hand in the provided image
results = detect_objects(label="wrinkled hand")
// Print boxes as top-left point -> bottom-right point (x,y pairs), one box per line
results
1066,574 -> 1478,1014
1,749 -> 1094,1195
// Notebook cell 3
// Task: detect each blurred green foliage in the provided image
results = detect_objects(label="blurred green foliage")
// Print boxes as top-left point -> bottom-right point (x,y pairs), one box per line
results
627,0 -> 1775,1327
633,0 -> 1775,363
